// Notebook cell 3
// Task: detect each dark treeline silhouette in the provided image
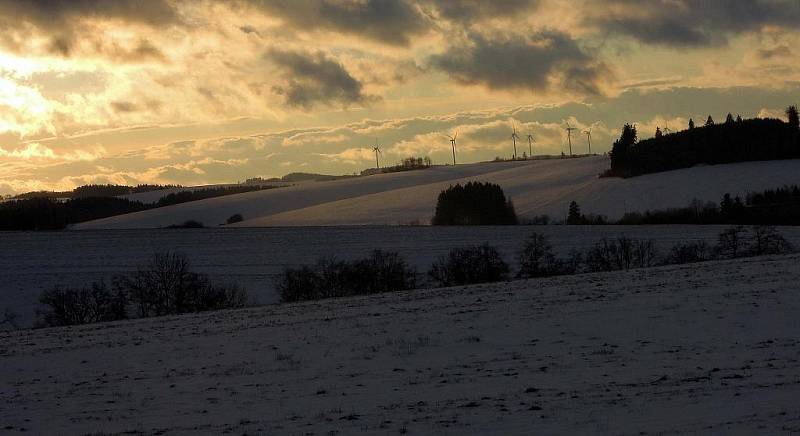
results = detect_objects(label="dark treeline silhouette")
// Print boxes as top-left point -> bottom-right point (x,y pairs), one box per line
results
278,250 -> 417,302
12,183 -> 180,200
276,225 -> 794,304
606,106 -> 800,178
37,252 -> 249,327
432,182 -> 518,225
362,156 -> 432,176
0,197 -> 149,230
0,185 -> 274,230
154,185 -> 269,207
618,185 -> 800,225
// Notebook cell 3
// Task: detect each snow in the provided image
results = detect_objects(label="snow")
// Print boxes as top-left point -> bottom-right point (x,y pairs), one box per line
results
6,225 -> 800,329
3,253 -> 800,434
74,156 -> 800,229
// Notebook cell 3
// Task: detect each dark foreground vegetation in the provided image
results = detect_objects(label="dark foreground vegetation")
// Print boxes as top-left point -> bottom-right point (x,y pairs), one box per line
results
23,225 -> 793,328
606,106 -> 800,178
432,181 -> 518,225
36,252 -> 249,327
278,225 -> 793,303
0,185 -> 273,230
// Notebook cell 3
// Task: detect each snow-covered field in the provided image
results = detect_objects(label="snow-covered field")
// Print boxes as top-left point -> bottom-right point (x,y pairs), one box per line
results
2,253 -> 800,434
75,156 -> 800,229
5,225 -> 800,329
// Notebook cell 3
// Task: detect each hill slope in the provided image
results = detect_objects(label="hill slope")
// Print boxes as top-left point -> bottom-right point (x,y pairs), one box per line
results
74,156 -> 800,229
3,254 -> 800,434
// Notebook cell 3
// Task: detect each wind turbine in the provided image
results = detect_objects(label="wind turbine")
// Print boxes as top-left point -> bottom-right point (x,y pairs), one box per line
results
445,131 -> 458,165
511,123 -> 520,160
526,131 -> 534,159
372,140 -> 381,170
582,128 -> 592,154
565,122 -> 578,156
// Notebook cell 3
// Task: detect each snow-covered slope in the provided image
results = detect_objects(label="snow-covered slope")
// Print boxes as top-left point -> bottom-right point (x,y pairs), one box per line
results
3,254 -> 800,434
75,157 -> 800,229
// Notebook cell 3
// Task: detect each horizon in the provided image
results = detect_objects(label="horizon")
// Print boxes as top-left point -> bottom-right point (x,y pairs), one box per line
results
1,0 -> 800,195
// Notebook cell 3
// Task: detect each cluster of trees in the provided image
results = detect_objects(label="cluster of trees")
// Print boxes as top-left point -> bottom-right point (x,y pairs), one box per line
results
278,250 -> 417,302
0,185 -> 273,230
12,184 -> 180,200
0,197 -> 149,230
432,182 -> 518,225
618,185 -> 800,225
277,225 -> 793,304
607,106 -> 800,178
37,252 -> 249,327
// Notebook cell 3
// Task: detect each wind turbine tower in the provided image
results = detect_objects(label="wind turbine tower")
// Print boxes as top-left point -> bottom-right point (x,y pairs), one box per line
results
526,131 -> 534,158
511,123 -> 520,160
582,128 -> 592,154
445,132 -> 458,165
565,123 -> 578,156
372,140 -> 381,170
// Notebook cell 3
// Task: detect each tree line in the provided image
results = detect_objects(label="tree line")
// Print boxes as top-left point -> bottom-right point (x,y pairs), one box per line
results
0,185 -> 274,230
606,106 -> 800,178
278,225 -> 793,303
10,183 -> 181,200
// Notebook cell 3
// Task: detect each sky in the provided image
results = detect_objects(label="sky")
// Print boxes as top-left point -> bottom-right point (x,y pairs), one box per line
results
1,0 -> 799,194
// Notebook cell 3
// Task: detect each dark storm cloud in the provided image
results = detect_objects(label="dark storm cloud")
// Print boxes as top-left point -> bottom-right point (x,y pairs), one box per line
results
243,0 -> 429,46
430,31 -> 611,95
266,49 -> 378,109
593,0 -> 800,47
423,0 -> 540,22
0,0 -> 179,55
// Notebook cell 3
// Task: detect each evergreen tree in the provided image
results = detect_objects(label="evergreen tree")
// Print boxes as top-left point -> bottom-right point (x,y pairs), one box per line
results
655,127 -> 663,138
726,113 -> 735,124
610,123 -> 637,174
706,115 -> 715,126
688,118 -> 695,129
567,201 -> 582,224
736,114 -> 743,123
786,105 -> 799,131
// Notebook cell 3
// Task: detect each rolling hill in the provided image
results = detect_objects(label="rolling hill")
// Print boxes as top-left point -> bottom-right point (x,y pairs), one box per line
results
74,156 -> 800,229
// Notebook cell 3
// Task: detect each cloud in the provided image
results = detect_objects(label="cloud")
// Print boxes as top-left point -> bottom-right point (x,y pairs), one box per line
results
590,0 -> 800,47
267,48 -> 379,109
423,0 -> 540,22
0,0 -> 180,56
242,0 -> 430,46
430,30 -> 613,96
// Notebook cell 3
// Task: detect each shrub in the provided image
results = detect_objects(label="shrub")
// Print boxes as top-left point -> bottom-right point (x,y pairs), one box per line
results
114,252 -> 247,317
716,226 -> 748,259
429,244 -> 509,286
226,214 -> 244,224
665,241 -> 709,264
517,232 -> 561,278
749,225 -> 793,255
167,220 -> 204,229
584,236 -> 657,272
37,282 -> 127,327
277,250 -> 417,303
432,182 -> 518,225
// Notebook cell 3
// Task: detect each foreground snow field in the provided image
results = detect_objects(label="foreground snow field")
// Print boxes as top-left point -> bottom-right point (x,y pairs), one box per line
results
74,156 -> 800,229
3,254 -> 800,434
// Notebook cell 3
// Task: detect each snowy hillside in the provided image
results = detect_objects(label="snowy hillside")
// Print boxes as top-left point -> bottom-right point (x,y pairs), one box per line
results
3,254 -> 800,434
74,157 -> 800,229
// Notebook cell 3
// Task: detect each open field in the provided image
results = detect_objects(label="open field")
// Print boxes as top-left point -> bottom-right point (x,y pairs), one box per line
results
2,253 -> 800,434
5,225 -> 800,328
74,157 -> 800,229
